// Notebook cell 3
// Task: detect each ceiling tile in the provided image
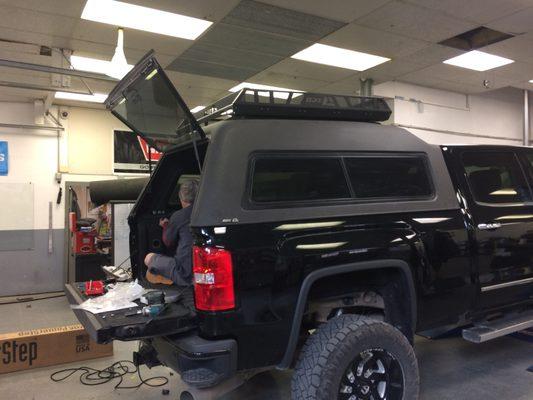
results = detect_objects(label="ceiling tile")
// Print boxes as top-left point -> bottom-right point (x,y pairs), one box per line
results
0,0 -> 86,18
189,23 -> 308,57
222,0 -> 345,41
396,44 -> 465,68
491,61 -> 533,83
404,0 -> 533,24
264,58 -> 355,83
176,42 -> 283,71
486,6 -> 533,35
0,5 -> 78,38
312,74 -> 366,96
165,71 -> 238,91
361,59 -> 425,80
482,35 -> 533,64
170,84 -> 226,102
167,58 -> 256,81
123,0 -> 240,22
321,23 -> 429,58
356,1 -> 475,42
409,63 -> 487,85
257,0 -> 392,23
246,70 -> 330,91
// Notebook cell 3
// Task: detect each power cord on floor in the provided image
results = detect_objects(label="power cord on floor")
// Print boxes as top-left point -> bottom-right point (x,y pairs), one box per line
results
0,294 -> 66,305
50,360 -> 168,390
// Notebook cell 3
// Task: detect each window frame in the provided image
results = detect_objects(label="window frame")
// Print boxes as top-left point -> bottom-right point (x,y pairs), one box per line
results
461,150 -> 533,207
244,151 -> 436,209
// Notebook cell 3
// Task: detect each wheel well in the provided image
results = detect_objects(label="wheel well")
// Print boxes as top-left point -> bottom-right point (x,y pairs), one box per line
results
303,267 -> 415,342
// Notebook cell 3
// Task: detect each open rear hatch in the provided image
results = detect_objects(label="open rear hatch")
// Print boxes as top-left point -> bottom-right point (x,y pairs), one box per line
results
105,49 -> 206,153
66,51 -> 204,344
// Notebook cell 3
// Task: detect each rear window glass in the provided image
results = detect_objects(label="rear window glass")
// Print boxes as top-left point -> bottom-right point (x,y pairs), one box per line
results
251,157 -> 350,203
462,151 -> 531,204
344,156 -> 432,199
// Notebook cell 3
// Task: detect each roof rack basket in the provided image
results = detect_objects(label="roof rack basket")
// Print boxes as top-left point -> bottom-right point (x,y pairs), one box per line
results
192,89 -> 392,125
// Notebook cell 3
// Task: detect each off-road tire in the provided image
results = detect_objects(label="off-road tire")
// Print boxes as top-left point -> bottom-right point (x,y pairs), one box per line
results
291,315 -> 419,400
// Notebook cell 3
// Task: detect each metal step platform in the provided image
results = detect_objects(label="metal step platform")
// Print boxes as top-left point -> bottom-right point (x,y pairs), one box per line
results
462,309 -> 533,343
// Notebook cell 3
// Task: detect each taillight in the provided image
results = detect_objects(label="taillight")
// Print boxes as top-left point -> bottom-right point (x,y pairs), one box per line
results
192,246 -> 235,311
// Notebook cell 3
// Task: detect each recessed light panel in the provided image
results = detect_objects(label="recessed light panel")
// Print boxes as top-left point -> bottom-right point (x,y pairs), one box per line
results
443,50 -> 514,71
81,0 -> 212,40
291,43 -> 390,71
55,92 -> 107,103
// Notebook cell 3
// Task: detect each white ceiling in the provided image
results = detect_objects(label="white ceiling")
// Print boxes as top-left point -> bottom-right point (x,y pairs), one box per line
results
0,0 -> 531,108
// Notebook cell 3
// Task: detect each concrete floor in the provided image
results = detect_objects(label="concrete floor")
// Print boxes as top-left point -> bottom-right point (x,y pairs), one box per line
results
1,297 -> 532,399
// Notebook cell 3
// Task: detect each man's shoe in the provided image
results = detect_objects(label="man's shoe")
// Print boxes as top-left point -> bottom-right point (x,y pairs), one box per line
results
146,270 -> 173,285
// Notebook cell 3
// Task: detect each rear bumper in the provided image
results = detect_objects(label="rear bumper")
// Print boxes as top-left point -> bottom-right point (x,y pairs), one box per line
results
150,333 -> 238,388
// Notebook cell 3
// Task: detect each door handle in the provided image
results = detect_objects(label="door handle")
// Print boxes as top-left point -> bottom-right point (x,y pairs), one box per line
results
478,223 -> 502,230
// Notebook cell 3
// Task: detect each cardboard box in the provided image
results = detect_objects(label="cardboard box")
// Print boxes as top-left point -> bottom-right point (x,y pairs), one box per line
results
0,324 -> 113,374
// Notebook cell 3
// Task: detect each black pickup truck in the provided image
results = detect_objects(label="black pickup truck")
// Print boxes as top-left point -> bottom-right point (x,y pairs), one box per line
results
66,52 -> 533,400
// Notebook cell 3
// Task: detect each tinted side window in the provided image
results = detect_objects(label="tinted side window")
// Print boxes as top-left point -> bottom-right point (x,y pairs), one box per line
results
522,152 -> 533,183
251,157 -> 350,203
462,152 -> 531,204
344,156 -> 432,199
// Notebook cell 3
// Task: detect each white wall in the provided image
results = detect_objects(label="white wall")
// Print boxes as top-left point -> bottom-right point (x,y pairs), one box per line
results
0,102 -> 128,295
0,102 -> 63,230
374,82 -> 531,146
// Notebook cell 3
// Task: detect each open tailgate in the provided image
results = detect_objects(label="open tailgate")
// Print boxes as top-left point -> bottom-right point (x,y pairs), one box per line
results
65,283 -> 197,344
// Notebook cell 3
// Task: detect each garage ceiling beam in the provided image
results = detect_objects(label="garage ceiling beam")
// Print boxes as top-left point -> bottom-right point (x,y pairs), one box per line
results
0,80 -> 91,95
0,58 -> 118,82
0,122 -> 63,131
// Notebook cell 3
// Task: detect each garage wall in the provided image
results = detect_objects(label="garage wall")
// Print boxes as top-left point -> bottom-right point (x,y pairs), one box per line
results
67,106 -> 129,175
0,102 -> 126,296
374,82 -> 531,146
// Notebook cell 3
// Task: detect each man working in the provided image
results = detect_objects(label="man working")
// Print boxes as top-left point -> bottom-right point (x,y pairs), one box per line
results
144,179 -> 199,286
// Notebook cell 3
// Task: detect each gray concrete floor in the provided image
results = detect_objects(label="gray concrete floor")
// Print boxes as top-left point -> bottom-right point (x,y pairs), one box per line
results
0,297 -> 532,399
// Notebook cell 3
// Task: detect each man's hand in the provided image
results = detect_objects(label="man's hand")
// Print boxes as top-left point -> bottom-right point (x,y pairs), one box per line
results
159,218 -> 169,228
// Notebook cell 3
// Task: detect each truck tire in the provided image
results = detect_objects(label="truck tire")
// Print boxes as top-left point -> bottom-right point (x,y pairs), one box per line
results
291,315 -> 419,400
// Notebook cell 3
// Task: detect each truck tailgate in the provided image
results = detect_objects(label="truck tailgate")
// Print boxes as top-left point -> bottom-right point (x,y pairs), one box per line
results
65,283 -> 197,344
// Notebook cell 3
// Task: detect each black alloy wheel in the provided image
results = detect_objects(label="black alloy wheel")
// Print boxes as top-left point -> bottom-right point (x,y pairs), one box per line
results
338,348 -> 404,400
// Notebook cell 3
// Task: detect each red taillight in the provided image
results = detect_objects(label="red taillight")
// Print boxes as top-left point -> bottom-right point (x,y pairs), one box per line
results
192,246 -> 235,311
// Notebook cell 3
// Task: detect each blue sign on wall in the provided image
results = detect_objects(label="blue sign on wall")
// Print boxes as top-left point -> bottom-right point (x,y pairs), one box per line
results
0,141 -> 8,176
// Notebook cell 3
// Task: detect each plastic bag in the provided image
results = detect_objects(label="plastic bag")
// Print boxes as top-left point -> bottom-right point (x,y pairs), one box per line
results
72,280 -> 145,314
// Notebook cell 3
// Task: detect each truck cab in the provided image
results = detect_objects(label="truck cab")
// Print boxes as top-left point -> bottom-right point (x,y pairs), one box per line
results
66,51 -> 533,400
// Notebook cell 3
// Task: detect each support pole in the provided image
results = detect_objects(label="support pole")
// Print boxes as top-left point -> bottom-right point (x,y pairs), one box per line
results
524,89 -> 530,146
360,78 -> 374,97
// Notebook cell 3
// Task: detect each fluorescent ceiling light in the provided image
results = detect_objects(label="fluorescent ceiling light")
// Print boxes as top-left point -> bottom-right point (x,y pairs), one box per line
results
190,106 -> 206,113
443,50 -> 514,71
530,80 -> 533,83
291,43 -> 390,71
81,0 -> 212,40
54,92 -> 107,103
71,55 -> 133,76
229,82 -> 303,99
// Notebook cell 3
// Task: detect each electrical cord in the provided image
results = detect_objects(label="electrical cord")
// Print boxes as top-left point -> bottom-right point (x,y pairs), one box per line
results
50,360 -> 168,390
0,294 -> 66,306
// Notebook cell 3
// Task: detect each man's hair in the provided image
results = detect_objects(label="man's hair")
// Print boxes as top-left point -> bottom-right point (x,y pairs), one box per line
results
179,179 -> 199,204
